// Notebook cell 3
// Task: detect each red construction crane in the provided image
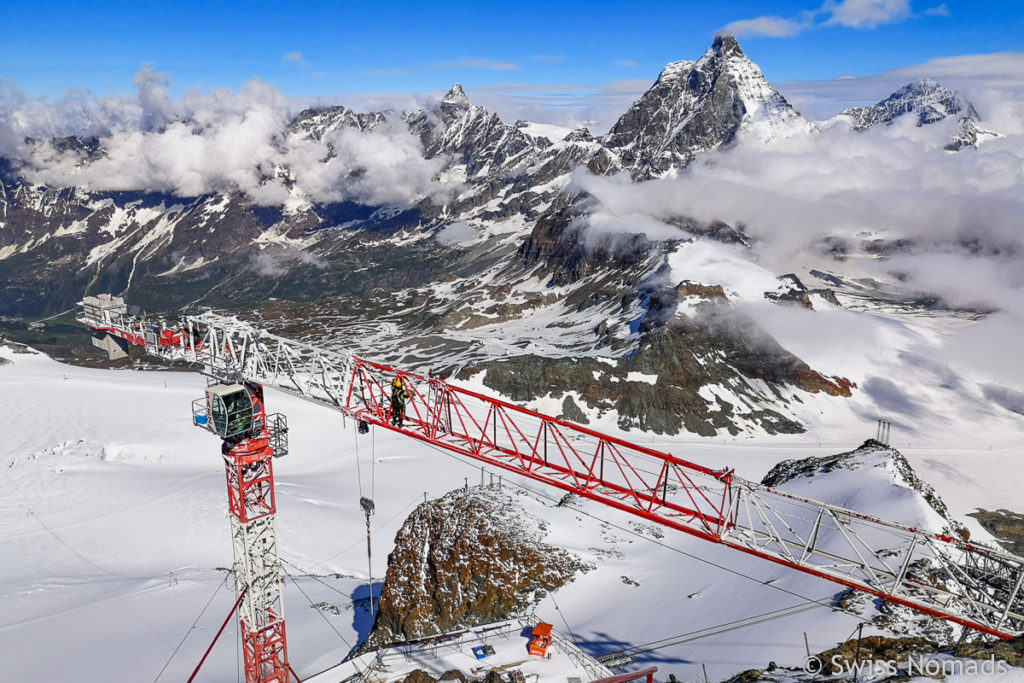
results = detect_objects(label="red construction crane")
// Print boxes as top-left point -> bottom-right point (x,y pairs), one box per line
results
76,295 -> 1024,683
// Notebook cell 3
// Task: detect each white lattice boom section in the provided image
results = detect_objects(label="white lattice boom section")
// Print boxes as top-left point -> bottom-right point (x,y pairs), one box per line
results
77,305 -> 1024,645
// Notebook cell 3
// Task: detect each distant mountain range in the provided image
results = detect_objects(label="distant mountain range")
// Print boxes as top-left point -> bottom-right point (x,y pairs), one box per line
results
0,35 -> 1000,436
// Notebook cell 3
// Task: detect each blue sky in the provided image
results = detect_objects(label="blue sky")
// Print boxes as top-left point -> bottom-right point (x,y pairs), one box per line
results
2,0 -> 1022,125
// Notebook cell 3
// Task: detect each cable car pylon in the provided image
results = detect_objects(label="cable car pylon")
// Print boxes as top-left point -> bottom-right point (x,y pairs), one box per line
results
76,295 -> 1024,683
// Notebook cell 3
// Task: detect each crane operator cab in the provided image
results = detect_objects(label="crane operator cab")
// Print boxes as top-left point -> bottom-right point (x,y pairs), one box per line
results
193,382 -> 289,456
200,383 -> 255,439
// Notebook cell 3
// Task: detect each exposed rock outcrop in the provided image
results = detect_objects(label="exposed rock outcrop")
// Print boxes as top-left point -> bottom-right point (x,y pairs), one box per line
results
460,307 -> 853,437
968,509 -> 1024,555
367,488 -> 587,648
761,440 -> 968,542
723,634 -> 1024,682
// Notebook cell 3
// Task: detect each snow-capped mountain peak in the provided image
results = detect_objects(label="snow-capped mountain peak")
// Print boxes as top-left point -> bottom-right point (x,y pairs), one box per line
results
841,78 -> 996,149
441,83 -> 471,109
653,59 -> 697,83
710,31 -> 744,57
603,34 -> 811,179
843,78 -> 979,130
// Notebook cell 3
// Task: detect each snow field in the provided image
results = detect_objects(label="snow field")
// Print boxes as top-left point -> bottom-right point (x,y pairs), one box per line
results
1,345 -> 1021,682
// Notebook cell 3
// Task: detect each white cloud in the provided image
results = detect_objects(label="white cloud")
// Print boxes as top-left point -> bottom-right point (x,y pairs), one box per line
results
719,0 -> 911,40
570,210 -> 687,253
435,221 -> 477,245
774,52 -> 1024,121
924,3 -> 950,17
132,67 -> 180,130
252,247 -> 325,277
720,15 -> 810,38
822,0 -> 911,28
253,251 -> 288,277
431,58 -> 519,71
27,77 -> 292,199
7,70 -> 448,208
613,60 -> 639,68
282,120 -> 449,206
283,52 -> 307,66
566,111 -> 1024,393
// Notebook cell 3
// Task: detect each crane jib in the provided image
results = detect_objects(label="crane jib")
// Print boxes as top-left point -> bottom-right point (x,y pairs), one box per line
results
75,299 -> 1024,644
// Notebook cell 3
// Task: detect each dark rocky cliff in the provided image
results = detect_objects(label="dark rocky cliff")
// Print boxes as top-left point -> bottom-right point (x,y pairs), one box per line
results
366,487 -> 587,648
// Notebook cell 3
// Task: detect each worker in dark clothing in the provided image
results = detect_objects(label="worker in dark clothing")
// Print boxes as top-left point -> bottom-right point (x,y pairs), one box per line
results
390,376 -> 409,427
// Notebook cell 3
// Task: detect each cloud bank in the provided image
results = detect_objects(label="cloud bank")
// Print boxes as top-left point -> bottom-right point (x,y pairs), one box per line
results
567,109 -> 1024,392
722,0 -> 915,39
2,70 -> 446,208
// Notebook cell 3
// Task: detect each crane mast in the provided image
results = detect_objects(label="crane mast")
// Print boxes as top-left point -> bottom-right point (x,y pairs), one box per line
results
199,381 -> 291,682
76,295 -> 1024,682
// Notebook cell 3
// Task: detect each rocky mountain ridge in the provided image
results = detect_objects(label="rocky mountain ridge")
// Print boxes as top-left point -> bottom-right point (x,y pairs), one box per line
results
841,77 -> 994,150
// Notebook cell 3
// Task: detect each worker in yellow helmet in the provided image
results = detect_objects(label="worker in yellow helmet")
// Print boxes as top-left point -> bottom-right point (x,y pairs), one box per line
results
390,376 -> 409,427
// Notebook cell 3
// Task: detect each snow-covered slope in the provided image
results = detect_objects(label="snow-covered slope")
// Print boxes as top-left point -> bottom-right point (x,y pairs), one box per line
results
2,344 -> 1021,682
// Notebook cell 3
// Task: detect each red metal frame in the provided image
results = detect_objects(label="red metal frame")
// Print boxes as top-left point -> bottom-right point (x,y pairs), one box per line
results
223,391 -> 291,683
594,666 -> 658,683
346,357 -> 1022,640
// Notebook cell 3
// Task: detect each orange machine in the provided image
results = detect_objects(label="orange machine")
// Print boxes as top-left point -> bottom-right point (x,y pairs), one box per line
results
528,622 -> 553,657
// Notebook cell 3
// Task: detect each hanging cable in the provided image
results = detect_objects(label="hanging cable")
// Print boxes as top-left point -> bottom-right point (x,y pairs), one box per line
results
279,560 -> 374,680
319,493 -> 424,563
280,559 -> 355,652
21,503 -> 158,581
623,602 -> 824,657
153,574 -> 227,682
187,586 -> 249,683
416,441 -> 875,625
549,590 -> 579,644
354,418 -> 364,499
236,601 -> 241,683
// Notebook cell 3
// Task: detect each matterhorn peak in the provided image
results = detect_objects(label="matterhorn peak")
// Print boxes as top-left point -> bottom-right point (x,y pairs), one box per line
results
604,34 -> 809,179
442,83 -> 471,108
711,33 -> 744,58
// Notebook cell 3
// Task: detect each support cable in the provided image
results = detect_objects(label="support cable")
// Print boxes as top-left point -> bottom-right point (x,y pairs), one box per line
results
623,602 -> 824,657
152,574 -> 227,682
418,441 -> 876,625
280,559 -> 355,652
21,504 -> 157,581
549,590 -> 579,644
319,494 -> 424,564
187,586 -> 249,683
279,559 -> 375,680
617,601 -> 824,657
236,604 -> 241,683
354,419 -> 364,499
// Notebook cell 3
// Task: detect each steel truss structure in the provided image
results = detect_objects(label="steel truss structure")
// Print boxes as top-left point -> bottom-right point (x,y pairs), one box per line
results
77,304 -> 1024,680
218,400 -> 290,683
190,384 -> 291,682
